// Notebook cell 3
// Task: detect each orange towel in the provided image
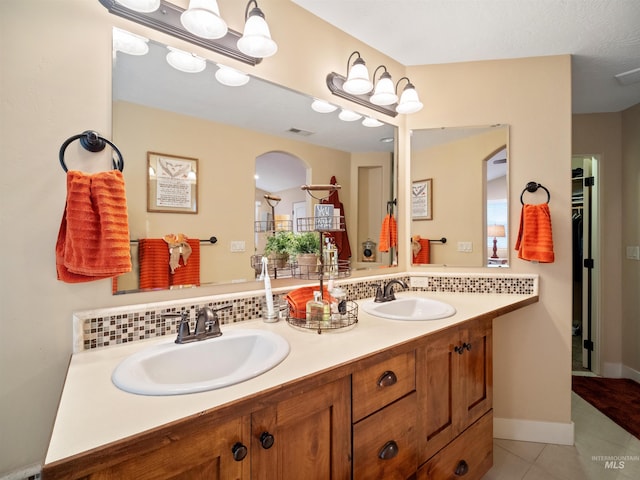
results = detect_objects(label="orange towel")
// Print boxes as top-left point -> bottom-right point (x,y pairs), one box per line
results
379,214 -> 398,252
413,239 -> 431,264
138,239 -> 170,290
56,170 -> 131,283
515,203 -> 555,263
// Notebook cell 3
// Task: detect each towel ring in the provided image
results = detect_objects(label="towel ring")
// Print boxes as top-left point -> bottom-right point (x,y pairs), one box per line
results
520,182 -> 550,205
59,130 -> 124,173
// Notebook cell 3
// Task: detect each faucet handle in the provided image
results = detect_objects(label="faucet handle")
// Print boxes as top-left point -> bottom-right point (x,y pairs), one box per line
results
163,311 -> 190,343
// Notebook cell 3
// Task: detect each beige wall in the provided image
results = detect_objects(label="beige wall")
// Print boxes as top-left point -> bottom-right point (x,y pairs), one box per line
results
405,56 -> 573,429
620,104 -> 640,374
1,0 -> 575,474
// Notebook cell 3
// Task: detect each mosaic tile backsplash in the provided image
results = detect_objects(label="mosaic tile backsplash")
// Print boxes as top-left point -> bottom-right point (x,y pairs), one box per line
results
75,273 -> 537,352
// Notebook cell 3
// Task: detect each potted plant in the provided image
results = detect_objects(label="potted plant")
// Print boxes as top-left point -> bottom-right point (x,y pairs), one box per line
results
264,231 -> 295,269
292,232 -> 321,274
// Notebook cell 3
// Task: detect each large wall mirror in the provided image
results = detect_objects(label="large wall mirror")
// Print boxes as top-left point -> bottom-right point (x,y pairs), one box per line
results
112,29 -> 397,294
410,125 -> 509,268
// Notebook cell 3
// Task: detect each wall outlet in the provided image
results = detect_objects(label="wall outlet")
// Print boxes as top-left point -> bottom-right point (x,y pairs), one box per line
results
410,276 -> 430,288
457,241 -> 473,253
626,245 -> 640,260
230,240 -> 246,253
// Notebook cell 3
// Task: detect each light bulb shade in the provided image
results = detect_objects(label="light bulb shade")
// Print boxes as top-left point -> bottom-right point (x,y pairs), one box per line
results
215,64 -> 250,86
180,0 -> 228,39
116,0 -> 160,12
343,58 -> 373,95
487,225 -> 506,237
370,72 -> 398,106
311,99 -> 338,113
362,117 -> 383,127
113,28 -> 149,56
338,109 -> 362,122
238,10 -> 277,58
166,47 -> 207,73
396,84 -> 423,114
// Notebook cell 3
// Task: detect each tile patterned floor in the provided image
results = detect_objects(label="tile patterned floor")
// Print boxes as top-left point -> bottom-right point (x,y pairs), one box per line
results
484,393 -> 640,479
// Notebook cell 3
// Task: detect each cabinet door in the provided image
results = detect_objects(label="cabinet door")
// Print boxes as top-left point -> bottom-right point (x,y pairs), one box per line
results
87,416 -> 250,480
417,327 -> 461,463
251,376 -> 351,480
459,317 -> 493,429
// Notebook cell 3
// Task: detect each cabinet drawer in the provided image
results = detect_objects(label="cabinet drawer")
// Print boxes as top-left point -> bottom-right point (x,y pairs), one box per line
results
353,392 -> 417,480
418,410 -> 493,480
352,350 -> 415,421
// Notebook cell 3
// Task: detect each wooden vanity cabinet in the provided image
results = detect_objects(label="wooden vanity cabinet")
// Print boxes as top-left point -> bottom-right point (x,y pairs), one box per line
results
250,376 -> 351,480
416,316 -> 493,475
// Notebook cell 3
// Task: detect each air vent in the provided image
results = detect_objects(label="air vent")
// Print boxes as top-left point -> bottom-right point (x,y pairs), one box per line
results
287,127 -> 314,136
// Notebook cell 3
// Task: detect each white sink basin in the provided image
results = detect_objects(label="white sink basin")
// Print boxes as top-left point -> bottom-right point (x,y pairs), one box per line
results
112,329 -> 290,396
361,297 -> 456,321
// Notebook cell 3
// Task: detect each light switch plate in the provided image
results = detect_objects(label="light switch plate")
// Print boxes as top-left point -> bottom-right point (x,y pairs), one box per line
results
626,246 -> 640,260
230,241 -> 246,252
457,241 -> 473,253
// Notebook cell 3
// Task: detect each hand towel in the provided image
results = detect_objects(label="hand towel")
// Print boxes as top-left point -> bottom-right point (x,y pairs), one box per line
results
378,214 -> 397,253
515,203 -> 555,263
169,238 -> 200,287
138,239 -> 170,290
56,170 -> 131,283
412,236 -> 431,264
163,233 -> 192,273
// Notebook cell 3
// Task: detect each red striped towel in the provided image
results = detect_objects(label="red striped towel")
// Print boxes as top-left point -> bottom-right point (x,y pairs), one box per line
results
515,203 -> 555,263
56,170 -> 131,283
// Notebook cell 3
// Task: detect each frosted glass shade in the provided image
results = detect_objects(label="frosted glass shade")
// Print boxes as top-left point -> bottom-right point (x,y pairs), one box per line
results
362,117 -> 383,127
343,59 -> 373,95
215,64 -> 250,86
311,99 -> 338,113
396,84 -> 423,114
338,109 -> 362,122
180,0 -> 228,39
238,13 -> 277,58
113,28 -> 149,56
370,73 -> 398,106
166,47 -> 206,73
116,0 -> 160,13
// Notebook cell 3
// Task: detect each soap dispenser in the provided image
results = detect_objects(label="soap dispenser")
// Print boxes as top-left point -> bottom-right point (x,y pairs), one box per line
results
306,291 -> 329,324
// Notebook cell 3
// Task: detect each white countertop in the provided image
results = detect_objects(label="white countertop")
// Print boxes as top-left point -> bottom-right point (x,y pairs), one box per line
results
45,291 -> 537,465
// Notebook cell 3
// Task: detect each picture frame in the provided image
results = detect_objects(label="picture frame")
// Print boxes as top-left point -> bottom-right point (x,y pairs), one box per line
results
147,152 -> 198,214
411,178 -> 432,220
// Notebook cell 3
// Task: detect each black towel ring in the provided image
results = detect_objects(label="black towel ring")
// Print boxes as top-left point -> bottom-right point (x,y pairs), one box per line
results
520,181 -> 550,205
59,130 -> 124,173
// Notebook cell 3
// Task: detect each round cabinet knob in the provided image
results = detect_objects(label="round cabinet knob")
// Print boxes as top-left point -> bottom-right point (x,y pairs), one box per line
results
231,442 -> 248,461
454,459 -> 469,476
259,431 -> 275,449
377,370 -> 398,388
378,440 -> 399,460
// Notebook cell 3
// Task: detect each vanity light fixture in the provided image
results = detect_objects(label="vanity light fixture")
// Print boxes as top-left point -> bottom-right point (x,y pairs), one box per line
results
166,46 -> 207,73
342,51 -> 373,95
338,109 -> 362,122
370,66 -> 398,106
180,0 -> 228,40
237,0 -> 278,58
113,27 -> 149,55
311,99 -> 338,113
395,77 -> 424,114
99,0 -> 277,66
215,64 -> 250,86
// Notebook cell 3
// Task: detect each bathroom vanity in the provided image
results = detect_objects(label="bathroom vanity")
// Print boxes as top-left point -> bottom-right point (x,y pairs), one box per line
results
42,291 -> 537,479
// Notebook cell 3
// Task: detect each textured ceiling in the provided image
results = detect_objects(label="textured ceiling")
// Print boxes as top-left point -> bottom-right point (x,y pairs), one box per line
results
293,0 -> 640,114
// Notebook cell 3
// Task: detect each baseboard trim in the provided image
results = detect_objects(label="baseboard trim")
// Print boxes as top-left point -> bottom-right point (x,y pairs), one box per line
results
602,362 -> 640,382
494,417 -> 574,445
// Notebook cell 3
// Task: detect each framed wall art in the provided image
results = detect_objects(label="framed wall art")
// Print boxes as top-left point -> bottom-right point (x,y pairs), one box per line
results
411,178 -> 432,220
147,152 -> 198,214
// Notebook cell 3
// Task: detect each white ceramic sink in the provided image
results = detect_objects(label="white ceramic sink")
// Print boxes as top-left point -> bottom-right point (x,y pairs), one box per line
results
361,297 -> 456,321
112,329 -> 290,396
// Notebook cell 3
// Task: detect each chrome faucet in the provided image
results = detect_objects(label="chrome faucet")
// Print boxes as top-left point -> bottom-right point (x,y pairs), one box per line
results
375,279 -> 409,303
167,305 -> 232,344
